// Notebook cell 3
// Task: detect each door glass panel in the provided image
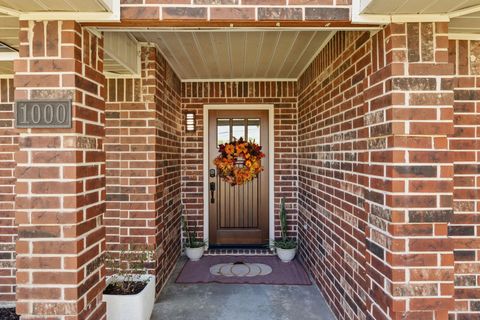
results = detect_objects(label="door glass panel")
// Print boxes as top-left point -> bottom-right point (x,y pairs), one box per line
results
247,119 -> 260,144
232,118 -> 245,140
217,119 -> 230,146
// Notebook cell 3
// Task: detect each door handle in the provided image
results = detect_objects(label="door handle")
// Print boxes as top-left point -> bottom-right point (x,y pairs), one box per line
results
210,182 -> 216,204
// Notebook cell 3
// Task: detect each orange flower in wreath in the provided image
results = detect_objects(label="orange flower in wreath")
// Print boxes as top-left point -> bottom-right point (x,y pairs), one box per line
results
225,144 -> 235,155
236,143 -> 247,155
214,138 -> 265,186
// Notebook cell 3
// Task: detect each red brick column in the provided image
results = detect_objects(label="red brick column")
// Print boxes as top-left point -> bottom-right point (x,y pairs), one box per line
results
105,45 -> 182,295
365,23 -> 455,319
14,21 -> 106,319
447,39 -> 480,319
0,78 -> 17,305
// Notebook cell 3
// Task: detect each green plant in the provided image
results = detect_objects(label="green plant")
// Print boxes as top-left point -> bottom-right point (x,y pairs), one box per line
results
182,216 -> 206,248
104,245 -> 156,295
273,198 -> 297,249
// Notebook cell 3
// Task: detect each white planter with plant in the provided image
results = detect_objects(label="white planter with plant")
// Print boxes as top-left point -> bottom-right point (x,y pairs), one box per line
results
103,249 -> 156,320
273,198 -> 297,263
103,274 -> 155,320
182,216 -> 206,261
185,246 -> 204,261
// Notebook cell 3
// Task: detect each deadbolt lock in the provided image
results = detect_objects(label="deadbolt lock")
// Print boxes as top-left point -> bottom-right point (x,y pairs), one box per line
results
209,169 -> 216,178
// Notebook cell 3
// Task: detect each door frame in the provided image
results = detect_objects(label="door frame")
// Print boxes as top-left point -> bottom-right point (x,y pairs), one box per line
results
203,104 -> 275,248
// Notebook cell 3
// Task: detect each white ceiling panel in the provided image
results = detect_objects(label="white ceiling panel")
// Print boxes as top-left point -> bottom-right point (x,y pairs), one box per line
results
133,31 -> 332,80
361,0 -> 480,15
0,0 -> 111,13
104,55 -> 131,75
0,61 -> 12,74
450,12 -> 480,34
0,13 -> 18,50
104,32 -> 139,75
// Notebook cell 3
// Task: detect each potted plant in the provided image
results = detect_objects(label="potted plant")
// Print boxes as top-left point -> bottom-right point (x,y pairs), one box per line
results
182,216 -> 206,261
103,247 -> 156,320
273,198 -> 297,262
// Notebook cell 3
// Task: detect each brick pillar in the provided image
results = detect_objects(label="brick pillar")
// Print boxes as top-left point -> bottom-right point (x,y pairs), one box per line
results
14,21 -> 106,319
105,45 -> 182,295
364,23 -> 455,319
447,39 -> 480,319
0,78 -> 17,305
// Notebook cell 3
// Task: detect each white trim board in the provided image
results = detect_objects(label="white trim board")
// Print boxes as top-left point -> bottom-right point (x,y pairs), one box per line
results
0,5 -> 21,17
104,72 -> 142,79
202,104 -> 275,248
450,4 -> 480,18
181,78 -> 296,83
0,52 -> 18,61
448,33 -> 480,40
351,0 -> 480,24
18,11 -> 120,22
99,27 -> 383,32
12,0 -> 120,22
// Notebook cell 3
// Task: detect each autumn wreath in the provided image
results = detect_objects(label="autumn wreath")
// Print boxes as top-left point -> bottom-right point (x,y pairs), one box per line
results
214,138 -> 265,186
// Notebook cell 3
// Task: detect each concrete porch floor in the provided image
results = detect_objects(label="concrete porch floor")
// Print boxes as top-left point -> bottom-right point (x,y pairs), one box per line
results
151,258 -> 336,320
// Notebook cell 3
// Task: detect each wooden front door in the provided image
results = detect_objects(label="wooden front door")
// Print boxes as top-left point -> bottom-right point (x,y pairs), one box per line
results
208,110 -> 269,246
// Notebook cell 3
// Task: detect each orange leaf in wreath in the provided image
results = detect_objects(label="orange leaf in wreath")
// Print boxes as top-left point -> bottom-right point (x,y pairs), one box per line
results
225,145 -> 235,155
214,140 -> 265,186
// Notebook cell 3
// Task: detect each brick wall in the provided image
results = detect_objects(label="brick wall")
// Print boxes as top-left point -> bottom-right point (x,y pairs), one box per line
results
297,31 -> 371,320
181,81 -> 298,241
298,23 -> 461,320
448,39 -> 480,320
14,21 -> 106,319
119,0 -> 351,25
105,46 -> 182,294
0,77 -> 16,305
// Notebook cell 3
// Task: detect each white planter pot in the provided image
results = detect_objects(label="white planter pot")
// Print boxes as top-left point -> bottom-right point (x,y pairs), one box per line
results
185,246 -> 204,261
276,247 -> 297,262
103,275 -> 155,320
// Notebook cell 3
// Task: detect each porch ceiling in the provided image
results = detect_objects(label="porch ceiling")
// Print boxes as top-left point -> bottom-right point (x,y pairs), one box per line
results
0,0 -> 112,14
0,13 -> 18,49
132,30 -> 333,81
450,12 -> 480,34
360,0 -> 480,15
0,61 -> 12,73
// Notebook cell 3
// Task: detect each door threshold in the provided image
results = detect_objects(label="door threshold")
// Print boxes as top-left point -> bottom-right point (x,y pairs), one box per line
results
208,245 -> 268,249
205,247 -> 275,256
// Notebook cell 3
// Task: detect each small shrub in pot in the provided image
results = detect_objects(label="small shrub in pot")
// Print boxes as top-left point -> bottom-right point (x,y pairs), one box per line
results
182,216 -> 206,261
273,198 -> 297,262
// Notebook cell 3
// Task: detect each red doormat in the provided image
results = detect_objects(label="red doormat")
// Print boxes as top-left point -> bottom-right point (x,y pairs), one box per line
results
175,255 -> 311,285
